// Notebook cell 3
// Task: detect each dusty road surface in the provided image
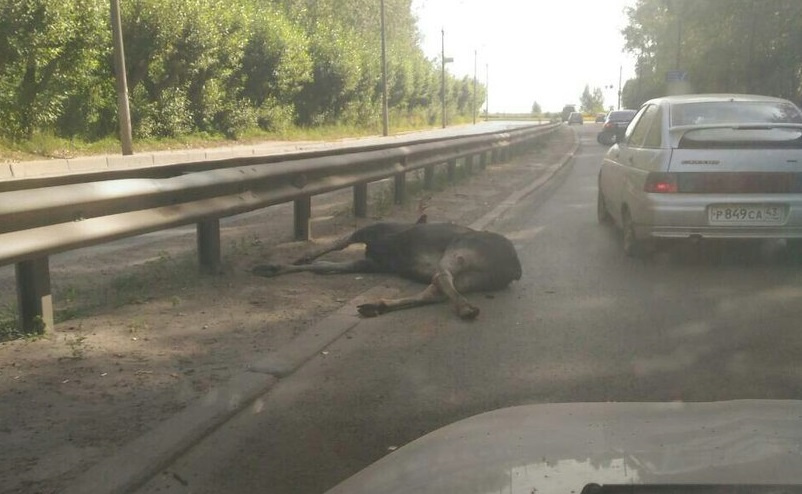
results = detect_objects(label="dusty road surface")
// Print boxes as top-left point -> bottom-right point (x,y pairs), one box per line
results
134,123 -> 802,494
0,125 -> 576,494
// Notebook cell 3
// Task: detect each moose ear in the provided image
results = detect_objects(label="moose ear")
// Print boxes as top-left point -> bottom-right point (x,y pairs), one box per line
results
416,214 -> 428,224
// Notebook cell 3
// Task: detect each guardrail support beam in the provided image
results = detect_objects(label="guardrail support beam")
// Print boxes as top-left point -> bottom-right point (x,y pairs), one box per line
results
294,196 -> 312,240
447,159 -> 457,182
197,219 -> 221,274
15,257 -> 53,334
423,165 -> 435,189
353,183 -> 368,218
394,172 -> 406,204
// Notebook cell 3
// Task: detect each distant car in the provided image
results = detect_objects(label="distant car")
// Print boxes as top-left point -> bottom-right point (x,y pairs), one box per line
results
595,113 -> 606,123
567,112 -> 583,125
597,93 -> 802,257
596,109 -> 637,145
561,104 -> 576,121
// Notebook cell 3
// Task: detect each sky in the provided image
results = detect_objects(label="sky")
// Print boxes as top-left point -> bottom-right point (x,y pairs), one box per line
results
411,0 -> 637,113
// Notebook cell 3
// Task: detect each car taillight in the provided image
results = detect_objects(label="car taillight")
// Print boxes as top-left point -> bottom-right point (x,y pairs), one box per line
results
644,172 -> 678,193
603,122 -> 614,130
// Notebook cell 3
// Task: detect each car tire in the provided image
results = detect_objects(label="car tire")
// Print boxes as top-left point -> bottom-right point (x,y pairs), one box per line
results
622,209 -> 649,258
597,189 -> 612,225
597,133 -> 614,146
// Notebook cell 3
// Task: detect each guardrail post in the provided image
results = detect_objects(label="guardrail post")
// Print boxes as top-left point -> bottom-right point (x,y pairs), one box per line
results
423,165 -> 435,189
15,257 -> 53,334
394,172 -> 406,204
480,151 -> 488,170
294,196 -> 312,240
353,183 -> 368,218
197,219 -> 221,274
465,155 -> 474,175
447,159 -> 457,182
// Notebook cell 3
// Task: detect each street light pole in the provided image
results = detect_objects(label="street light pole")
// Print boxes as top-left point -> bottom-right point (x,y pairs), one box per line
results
380,0 -> 389,136
110,0 -> 133,155
485,63 -> 489,121
441,28 -> 446,129
472,49 -> 477,124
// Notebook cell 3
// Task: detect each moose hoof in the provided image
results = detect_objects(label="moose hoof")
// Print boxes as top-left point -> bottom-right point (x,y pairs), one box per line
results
457,305 -> 480,320
251,264 -> 282,277
357,301 -> 387,318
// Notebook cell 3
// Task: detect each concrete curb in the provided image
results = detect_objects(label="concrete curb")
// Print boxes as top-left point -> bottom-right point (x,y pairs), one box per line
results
61,131 -> 579,494
472,132 -> 580,231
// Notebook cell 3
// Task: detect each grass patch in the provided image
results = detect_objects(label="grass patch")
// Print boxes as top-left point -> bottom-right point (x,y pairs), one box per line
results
0,119 -> 451,163
0,304 -> 46,343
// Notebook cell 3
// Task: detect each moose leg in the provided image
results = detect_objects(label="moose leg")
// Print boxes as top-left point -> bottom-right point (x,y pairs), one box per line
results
253,258 -> 379,278
292,234 -> 357,265
357,284 -> 445,317
432,269 -> 480,320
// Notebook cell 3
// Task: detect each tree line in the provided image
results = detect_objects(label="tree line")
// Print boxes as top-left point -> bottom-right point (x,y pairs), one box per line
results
0,0 -> 485,142
620,0 -> 802,109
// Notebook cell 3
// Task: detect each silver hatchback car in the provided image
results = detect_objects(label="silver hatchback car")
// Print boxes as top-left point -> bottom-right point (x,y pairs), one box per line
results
597,94 -> 802,256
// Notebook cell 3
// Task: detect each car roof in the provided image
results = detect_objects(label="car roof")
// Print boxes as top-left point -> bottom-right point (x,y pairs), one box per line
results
644,93 -> 794,106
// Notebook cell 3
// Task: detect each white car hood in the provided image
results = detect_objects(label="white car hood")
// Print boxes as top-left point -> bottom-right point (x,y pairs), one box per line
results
326,400 -> 802,494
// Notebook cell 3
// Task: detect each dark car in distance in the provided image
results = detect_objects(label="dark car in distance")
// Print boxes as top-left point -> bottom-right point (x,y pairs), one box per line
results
567,112 -> 584,125
597,109 -> 637,145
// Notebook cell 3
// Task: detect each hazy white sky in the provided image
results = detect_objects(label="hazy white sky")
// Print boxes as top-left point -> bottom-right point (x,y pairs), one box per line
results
412,0 -> 637,113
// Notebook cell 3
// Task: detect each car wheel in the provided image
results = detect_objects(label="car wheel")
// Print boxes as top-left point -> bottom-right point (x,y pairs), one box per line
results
622,209 -> 649,257
597,189 -> 612,225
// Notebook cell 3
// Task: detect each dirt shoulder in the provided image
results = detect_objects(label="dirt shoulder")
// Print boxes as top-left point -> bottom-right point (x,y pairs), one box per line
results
0,126 -> 577,494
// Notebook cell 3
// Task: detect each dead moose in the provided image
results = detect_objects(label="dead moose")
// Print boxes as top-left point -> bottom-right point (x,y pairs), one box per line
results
251,216 -> 522,319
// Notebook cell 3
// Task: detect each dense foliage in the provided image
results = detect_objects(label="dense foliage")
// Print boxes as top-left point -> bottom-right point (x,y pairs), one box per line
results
623,0 -> 802,108
0,0 -> 485,141
621,0 -> 802,109
579,84 -> 604,114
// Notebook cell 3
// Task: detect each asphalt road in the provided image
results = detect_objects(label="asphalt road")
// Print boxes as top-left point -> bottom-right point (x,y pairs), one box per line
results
136,124 -> 802,493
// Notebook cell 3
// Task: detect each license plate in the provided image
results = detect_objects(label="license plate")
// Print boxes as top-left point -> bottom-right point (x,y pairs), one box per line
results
708,204 -> 786,225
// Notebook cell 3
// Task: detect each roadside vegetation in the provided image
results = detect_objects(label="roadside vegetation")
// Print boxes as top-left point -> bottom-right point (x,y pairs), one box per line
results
0,0 -> 484,160
621,0 -> 802,108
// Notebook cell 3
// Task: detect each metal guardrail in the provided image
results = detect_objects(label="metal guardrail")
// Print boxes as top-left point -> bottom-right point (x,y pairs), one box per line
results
1,123 -> 560,332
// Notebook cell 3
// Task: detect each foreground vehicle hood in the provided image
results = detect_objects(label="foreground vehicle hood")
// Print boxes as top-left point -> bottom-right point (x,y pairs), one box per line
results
326,401 -> 802,494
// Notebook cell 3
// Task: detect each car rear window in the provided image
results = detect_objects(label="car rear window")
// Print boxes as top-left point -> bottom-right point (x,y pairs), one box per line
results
609,111 -> 636,122
671,101 -> 802,126
678,127 -> 802,148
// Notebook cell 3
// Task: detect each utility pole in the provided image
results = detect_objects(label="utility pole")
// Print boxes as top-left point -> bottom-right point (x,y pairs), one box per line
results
472,49 -> 477,124
110,0 -> 133,155
441,28 -> 446,129
485,63 -> 489,121
380,0 -> 389,136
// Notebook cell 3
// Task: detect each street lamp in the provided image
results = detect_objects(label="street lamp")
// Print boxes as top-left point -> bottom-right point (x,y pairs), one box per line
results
380,0 -> 389,136
440,28 -> 453,129
110,0 -> 133,155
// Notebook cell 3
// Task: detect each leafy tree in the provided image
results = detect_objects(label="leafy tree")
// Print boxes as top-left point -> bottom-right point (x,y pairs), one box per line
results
0,0 -> 109,139
579,84 -> 604,114
0,0 -> 487,141
531,101 -> 542,115
622,0 -> 802,106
